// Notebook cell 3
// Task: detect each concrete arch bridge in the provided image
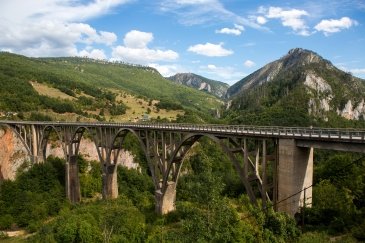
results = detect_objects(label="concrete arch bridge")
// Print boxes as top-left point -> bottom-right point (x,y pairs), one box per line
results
1,120 -> 365,216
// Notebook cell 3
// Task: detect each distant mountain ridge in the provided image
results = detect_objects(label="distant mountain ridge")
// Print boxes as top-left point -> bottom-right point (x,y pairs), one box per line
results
168,73 -> 229,98
226,48 -> 365,126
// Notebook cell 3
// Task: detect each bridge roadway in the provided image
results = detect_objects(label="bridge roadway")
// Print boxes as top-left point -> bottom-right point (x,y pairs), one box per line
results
1,120 -> 365,216
2,120 -> 365,153
2,120 -> 365,142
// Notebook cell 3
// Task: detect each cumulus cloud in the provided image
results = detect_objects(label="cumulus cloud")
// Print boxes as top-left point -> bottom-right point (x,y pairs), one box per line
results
215,24 -> 244,35
0,0 -> 127,57
216,28 -> 241,35
202,64 -> 245,84
262,6 -> 310,36
188,42 -> 233,57
256,16 -> 267,25
314,17 -> 357,36
79,48 -> 107,60
148,63 -> 187,77
112,30 -> 179,63
123,30 -> 153,48
243,60 -> 256,68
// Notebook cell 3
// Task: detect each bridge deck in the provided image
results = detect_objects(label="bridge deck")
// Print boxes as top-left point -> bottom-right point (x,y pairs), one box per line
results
1,120 -> 365,144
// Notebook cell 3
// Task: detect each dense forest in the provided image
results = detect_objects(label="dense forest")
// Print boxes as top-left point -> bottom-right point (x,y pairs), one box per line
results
0,136 -> 364,242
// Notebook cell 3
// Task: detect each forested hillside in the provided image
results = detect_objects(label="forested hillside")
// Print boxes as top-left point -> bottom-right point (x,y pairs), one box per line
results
0,52 -> 222,122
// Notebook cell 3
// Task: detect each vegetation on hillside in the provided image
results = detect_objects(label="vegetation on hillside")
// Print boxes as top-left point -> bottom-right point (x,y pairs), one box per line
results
168,73 -> 229,98
0,52 -> 221,122
225,63 -> 365,128
1,138 -> 364,242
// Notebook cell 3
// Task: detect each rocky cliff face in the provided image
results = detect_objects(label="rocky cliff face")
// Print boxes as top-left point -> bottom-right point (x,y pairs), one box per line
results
0,127 -> 29,180
168,73 -> 229,98
0,128 -> 139,181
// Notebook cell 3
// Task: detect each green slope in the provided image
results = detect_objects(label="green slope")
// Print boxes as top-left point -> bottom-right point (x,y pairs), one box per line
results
0,52 -> 221,121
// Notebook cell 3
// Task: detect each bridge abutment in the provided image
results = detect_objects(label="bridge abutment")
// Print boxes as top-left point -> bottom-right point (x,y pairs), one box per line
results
103,164 -> 118,199
66,155 -> 81,203
277,139 -> 313,216
155,182 -> 176,215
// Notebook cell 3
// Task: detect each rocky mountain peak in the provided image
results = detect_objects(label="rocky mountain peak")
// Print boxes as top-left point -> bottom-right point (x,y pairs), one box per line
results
227,48 -> 332,98
168,73 -> 229,98
283,48 -> 328,67
226,48 -> 365,123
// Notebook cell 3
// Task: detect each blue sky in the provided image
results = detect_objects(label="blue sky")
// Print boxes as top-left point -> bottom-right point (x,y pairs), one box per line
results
0,0 -> 364,85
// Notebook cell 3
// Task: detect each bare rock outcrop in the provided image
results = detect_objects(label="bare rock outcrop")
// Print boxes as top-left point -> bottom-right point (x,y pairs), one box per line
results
0,127 -> 29,180
0,128 -> 139,181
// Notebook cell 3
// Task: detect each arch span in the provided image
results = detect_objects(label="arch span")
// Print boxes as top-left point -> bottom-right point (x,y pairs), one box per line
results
157,133 -> 272,214
101,128 -> 157,199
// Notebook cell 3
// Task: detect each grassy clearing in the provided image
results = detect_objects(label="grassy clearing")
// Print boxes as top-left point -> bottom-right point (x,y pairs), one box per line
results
30,81 -> 76,100
110,91 -> 184,122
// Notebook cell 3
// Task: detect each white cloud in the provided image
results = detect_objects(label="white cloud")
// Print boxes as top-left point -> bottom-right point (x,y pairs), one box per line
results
314,17 -> 357,36
78,48 -> 107,60
256,16 -> 267,25
216,28 -> 241,35
0,20 -> 119,57
99,31 -> 118,46
0,0 -> 127,57
112,30 -> 179,64
148,63 -> 187,77
201,64 -> 245,84
207,64 -> 217,69
188,42 -> 233,57
123,30 -> 153,48
243,60 -> 255,68
174,0 -> 215,4
234,24 -> 244,30
263,6 -> 310,36
160,0 -> 265,30
350,68 -> 365,75
215,24 -> 244,36
0,0 -> 132,23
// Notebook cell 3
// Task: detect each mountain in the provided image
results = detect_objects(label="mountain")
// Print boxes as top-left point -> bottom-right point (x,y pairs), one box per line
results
167,73 -> 229,98
225,48 -> 365,127
0,52 -> 222,122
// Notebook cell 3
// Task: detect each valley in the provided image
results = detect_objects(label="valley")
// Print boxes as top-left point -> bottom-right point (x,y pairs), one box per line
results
0,49 -> 365,242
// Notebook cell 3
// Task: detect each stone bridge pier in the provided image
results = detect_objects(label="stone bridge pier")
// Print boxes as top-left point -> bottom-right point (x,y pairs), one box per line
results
276,139 -> 313,216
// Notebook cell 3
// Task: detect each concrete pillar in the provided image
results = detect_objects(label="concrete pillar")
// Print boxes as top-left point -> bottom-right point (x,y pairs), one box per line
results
66,155 -> 81,203
31,125 -> 38,162
102,164 -> 118,199
277,139 -> 313,216
155,182 -> 176,215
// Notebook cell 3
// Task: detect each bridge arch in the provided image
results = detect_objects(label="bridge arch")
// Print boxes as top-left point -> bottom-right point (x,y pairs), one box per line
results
157,133 -> 266,214
40,125 -> 67,161
100,128 -> 158,199
2,124 -> 66,163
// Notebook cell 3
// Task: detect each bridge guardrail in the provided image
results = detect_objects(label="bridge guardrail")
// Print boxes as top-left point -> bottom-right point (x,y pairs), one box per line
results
1,120 -> 365,142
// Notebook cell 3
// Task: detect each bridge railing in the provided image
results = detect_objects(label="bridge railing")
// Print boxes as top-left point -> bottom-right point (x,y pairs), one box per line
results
1,120 -> 365,142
